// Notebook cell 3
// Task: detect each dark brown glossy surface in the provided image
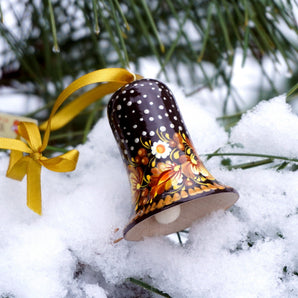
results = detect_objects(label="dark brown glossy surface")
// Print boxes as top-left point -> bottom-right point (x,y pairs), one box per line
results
108,79 -> 239,241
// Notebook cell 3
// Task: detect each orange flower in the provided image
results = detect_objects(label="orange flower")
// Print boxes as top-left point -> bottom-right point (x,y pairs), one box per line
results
169,133 -> 185,151
128,165 -> 144,203
180,154 -> 214,180
150,161 -> 183,199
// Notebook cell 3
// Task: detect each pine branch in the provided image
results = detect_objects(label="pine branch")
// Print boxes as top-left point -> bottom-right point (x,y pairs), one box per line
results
0,0 -> 297,148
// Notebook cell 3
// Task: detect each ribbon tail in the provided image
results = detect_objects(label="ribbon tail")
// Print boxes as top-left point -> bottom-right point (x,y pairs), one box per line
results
27,159 -> 42,215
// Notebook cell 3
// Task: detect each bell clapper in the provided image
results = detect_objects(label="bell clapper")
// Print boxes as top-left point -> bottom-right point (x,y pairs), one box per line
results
154,205 -> 181,224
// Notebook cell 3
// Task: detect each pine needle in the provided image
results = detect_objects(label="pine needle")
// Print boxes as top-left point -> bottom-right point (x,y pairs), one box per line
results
92,0 -> 100,35
107,0 -> 130,67
114,0 -> 130,31
128,277 -> 171,297
215,1 -> 234,64
48,0 -> 60,53
204,152 -> 298,163
197,2 -> 213,63
0,3 -> 3,23
140,0 -> 165,53
286,82 -> 298,102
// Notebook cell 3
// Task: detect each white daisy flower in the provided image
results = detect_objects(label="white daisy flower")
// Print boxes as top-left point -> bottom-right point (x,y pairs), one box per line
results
151,140 -> 171,159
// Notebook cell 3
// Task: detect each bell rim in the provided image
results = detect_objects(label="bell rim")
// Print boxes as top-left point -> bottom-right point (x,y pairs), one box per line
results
123,186 -> 239,241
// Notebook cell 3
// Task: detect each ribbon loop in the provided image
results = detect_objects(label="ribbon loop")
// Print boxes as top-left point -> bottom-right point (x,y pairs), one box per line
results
40,68 -> 141,151
41,150 -> 79,172
18,121 -> 42,152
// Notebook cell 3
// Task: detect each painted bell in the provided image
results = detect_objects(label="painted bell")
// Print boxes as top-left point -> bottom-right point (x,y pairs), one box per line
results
108,79 -> 239,241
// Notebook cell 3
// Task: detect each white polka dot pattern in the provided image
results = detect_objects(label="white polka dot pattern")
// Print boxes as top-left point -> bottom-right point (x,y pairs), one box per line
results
107,79 -> 188,160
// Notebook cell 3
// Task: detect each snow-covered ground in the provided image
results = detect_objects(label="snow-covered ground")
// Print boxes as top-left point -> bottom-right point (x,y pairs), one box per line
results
0,71 -> 297,297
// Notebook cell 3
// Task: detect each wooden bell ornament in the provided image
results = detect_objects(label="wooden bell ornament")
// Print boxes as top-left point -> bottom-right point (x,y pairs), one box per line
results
108,79 -> 239,241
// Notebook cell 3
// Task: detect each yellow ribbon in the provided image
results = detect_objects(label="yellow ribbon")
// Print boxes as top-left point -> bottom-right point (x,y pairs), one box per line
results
39,68 -> 142,134
0,122 -> 79,214
0,68 -> 140,215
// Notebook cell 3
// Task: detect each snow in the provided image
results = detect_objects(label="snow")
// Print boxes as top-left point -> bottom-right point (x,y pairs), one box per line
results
229,95 -> 298,158
0,77 -> 297,297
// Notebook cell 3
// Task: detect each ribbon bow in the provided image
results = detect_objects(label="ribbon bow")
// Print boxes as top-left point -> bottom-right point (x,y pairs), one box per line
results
0,68 -> 140,215
0,121 -> 79,214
